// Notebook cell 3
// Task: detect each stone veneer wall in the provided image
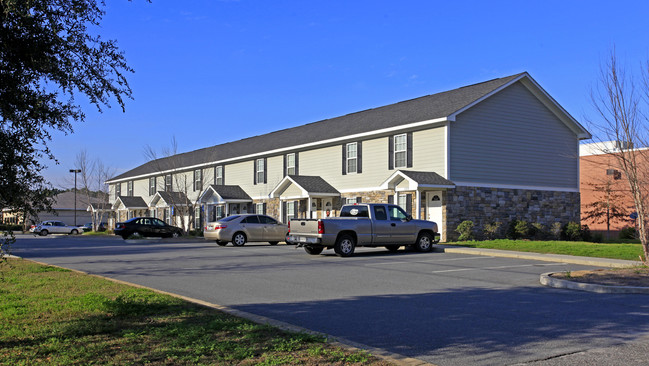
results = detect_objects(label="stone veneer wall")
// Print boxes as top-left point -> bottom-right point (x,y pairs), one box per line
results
444,186 -> 580,241
340,190 -> 394,204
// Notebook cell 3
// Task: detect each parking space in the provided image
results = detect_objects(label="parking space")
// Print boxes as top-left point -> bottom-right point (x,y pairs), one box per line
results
11,236 -> 649,366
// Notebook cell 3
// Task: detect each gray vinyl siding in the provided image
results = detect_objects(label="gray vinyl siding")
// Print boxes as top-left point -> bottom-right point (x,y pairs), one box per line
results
449,81 -> 578,189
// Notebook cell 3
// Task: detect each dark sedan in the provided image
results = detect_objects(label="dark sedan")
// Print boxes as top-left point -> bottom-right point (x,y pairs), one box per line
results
114,217 -> 183,240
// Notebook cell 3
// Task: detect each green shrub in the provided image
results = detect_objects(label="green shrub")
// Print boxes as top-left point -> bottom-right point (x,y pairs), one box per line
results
507,220 -> 530,240
580,224 -> 592,242
550,222 -> 563,240
562,222 -> 582,241
590,232 -> 604,243
619,226 -> 636,239
455,220 -> 475,241
0,224 -> 22,232
483,221 -> 502,240
530,223 -> 546,240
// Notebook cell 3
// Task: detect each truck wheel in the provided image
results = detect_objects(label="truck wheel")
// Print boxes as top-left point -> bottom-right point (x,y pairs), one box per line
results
215,240 -> 228,246
386,245 -> 400,252
304,245 -> 324,255
334,234 -> 356,257
232,232 -> 247,246
414,232 -> 434,252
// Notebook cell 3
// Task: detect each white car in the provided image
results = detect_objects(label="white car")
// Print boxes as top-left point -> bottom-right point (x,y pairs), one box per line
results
33,220 -> 81,236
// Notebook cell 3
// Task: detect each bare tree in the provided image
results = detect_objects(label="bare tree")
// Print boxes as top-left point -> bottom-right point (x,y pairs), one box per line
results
590,49 -> 649,262
143,137 -> 212,232
73,150 -> 114,231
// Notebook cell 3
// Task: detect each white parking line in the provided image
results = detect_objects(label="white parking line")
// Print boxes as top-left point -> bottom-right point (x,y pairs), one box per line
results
431,262 -> 562,273
363,256 -> 495,267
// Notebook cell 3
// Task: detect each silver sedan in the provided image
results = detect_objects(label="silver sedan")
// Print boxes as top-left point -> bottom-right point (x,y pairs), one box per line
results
33,220 -> 81,236
204,214 -> 288,246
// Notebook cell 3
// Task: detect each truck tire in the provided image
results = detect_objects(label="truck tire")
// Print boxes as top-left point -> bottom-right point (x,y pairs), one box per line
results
304,245 -> 324,255
334,234 -> 356,257
414,232 -> 434,252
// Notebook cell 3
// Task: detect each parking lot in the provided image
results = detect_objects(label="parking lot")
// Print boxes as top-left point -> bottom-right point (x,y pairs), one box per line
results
11,235 -> 649,366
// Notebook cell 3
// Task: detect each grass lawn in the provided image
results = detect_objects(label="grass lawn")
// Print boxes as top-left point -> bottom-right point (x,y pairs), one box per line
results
445,239 -> 645,261
0,259 -> 392,365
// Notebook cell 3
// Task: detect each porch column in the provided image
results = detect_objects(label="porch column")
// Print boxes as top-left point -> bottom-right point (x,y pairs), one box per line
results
416,190 -> 422,219
307,196 -> 312,219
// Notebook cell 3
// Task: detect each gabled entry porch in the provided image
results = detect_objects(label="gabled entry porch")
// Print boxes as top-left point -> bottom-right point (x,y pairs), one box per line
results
269,175 -> 340,223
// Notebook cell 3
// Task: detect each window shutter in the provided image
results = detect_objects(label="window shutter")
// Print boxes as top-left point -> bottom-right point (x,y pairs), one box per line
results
388,135 -> 394,170
388,195 -> 394,204
222,165 -> 225,185
193,170 -> 196,191
283,154 -> 287,176
407,132 -> 413,168
406,193 -> 413,215
263,203 -> 267,215
342,144 -> 347,175
357,141 -> 362,173
263,158 -> 268,183
295,152 -> 299,175
356,197 -> 362,203
253,160 -> 257,185
282,201 -> 287,222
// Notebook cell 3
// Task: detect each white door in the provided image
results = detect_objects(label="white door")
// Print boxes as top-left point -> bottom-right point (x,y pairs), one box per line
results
426,191 -> 444,241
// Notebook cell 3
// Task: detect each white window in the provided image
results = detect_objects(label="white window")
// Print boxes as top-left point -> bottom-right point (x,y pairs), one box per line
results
149,177 -> 156,195
397,194 -> 407,209
346,197 -> 358,204
346,143 -> 357,174
194,169 -> 202,191
287,201 -> 295,220
127,181 -> 133,196
256,159 -> 265,184
394,134 -> 407,168
165,174 -> 172,192
256,203 -> 265,214
286,153 -> 296,175
215,166 -> 223,185
194,206 -> 201,229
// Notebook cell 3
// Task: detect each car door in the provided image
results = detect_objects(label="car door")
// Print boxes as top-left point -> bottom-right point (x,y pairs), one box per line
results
151,218 -> 167,236
387,204 -> 418,243
259,215 -> 286,241
53,221 -> 66,234
371,205 -> 393,244
240,216 -> 264,241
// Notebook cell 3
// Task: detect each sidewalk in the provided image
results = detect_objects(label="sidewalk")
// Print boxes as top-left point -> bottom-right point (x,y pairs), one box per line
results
435,244 -> 642,268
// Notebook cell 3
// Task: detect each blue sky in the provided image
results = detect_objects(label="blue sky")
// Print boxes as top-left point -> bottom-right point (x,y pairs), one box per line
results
46,0 -> 649,187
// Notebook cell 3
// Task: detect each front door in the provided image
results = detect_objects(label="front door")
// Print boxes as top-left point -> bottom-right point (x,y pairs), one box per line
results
426,191 -> 443,241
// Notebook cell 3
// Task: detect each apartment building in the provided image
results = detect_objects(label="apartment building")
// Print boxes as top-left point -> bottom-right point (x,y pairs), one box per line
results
106,72 -> 590,241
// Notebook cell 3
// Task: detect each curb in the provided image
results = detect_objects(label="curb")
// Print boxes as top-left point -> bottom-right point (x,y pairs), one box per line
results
435,245 -> 642,268
540,272 -> 649,294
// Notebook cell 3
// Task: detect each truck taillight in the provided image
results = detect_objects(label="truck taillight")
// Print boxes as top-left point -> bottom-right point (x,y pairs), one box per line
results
288,221 -> 291,233
318,220 -> 324,234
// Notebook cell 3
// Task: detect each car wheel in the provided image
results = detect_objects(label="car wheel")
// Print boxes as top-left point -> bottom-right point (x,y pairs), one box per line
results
171,231 -> 181,238
215,240 -> 228,246
304,245 -> 324,255
386,245 -> 400,252
121,235 -> 129,240
40,229 -> 49,236
70,229 -> 79,235
334,234 -> 356,257
268,241 -> 279,245
232,232 -> 247,246
414,232 -> 434,252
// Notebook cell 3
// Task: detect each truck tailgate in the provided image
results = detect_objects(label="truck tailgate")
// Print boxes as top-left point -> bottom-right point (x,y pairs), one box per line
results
289,219 -> 319,235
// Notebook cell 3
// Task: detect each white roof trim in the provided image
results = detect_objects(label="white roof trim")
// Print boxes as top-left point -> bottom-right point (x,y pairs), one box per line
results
106,117 -> 449,184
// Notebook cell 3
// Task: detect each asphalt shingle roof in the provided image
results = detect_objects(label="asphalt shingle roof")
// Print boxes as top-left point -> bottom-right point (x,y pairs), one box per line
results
116,196 -> 147,209
156,191 -> 189,204
288,175 -> 339,194
110,73 -> 525,181
208,185 -> 252,200
399,171 -> 455,186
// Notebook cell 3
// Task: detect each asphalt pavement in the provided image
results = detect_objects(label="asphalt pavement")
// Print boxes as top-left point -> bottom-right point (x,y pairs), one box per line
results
9,234 -> 649,366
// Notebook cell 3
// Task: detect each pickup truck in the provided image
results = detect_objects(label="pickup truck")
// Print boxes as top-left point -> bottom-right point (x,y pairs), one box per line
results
287,203 -> 439,257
